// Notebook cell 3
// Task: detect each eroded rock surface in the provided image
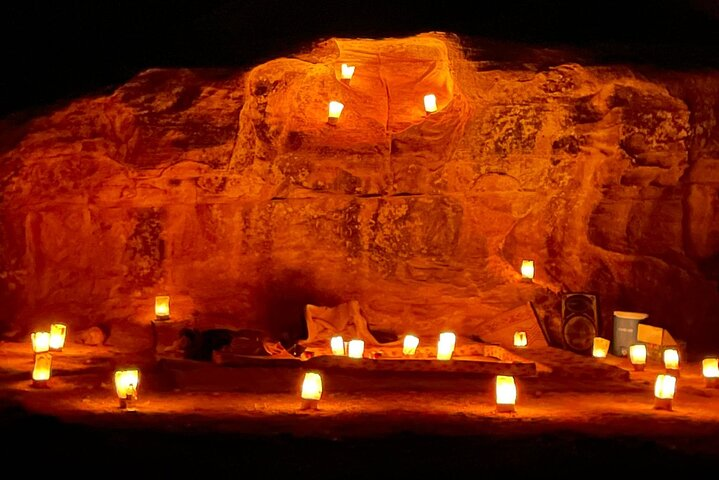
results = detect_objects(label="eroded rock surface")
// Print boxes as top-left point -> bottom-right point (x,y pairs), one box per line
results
1,33 -> 718,352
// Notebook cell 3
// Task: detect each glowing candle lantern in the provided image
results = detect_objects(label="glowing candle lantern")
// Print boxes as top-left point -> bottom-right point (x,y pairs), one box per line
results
32,352 -> 52,387
653,374 -> 676,411
520,260 -> 535,280
437,332 -> 456,361
327,101 -> 344,125
703,358 -> 719,377
495,375 -> 517,413
155,295 -> 170,320
629,344 -> 647,371
514,331 -> 528,348
31,331 -> 50,353
49,323 -> 67,351
663,348 -> 679,375
115,369 -> 140,409
592,337 -> 610,358
340,64 -> 355,83
300,371 -> 323,410
403,335 -> 419,356
423,94 -> 438,114
330,336 -> 345,356
702,358 -> 718,388
348,339 -> 365,359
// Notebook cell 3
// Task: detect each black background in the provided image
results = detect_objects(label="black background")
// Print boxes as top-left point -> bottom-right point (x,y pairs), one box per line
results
1,0 -> 719,115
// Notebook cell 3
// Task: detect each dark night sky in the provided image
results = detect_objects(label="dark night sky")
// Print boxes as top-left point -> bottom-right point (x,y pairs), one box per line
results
1,0 -> 719,115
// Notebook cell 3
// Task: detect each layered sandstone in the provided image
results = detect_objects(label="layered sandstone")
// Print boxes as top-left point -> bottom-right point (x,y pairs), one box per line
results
1,33 -> 717,352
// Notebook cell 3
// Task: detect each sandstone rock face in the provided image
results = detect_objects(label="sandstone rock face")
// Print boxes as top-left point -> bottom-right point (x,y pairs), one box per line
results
1,33 -> 718,352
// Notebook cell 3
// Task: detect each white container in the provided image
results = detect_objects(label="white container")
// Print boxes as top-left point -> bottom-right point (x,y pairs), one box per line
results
612,311 -> 648,356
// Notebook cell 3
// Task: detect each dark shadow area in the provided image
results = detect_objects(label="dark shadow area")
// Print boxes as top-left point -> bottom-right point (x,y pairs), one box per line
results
259,269 -> 342,347
1,402 -> 716,475
2,0 -> 719,115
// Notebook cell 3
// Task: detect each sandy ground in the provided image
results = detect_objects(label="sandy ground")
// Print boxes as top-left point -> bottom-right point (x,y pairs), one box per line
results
2,342 -> 718,474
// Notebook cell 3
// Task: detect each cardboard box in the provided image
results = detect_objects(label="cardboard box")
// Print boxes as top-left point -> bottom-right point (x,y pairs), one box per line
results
637,324 -> 685,362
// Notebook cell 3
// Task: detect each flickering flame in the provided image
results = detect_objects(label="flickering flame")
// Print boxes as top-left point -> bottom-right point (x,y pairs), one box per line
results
340,64 -> 355,81
301,372 -> 323,401
330,336 -> 345,356
348,339 -> 365,359
520,260 -> 535,280
423,94 -> 438,113
654,374 -> 676,399
703,358 -> 719,378
49,323 -> 67,350
629,344 -> 647,365
403,335 -> 419,356
328,101 -> 344,124
437,332 -> 456,360
496,375 -> 517,405
155,296 -> 170,318
514,331 -> 527,348
115,369 -> 140,399
592,337 -> 610,358
663,348 -> 679,370
32,353 -> 52,382
31,331 -> 50,353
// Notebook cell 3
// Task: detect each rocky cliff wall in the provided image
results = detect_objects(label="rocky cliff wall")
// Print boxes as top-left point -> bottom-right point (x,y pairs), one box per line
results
1,33 -> 717,352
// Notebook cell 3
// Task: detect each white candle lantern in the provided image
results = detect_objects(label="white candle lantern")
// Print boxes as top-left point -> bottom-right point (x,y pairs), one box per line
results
327,101 -> 344,125
629,344 -> 647,371
348,339 -> 365,359
702,358 -> 718,388
155,295 -> 170,320
663,348 -> 679,374
31,331 -> 50,353
436,332 -> 456,361
32,352 -> 52,388
49,323 -> 67,351
330,336 -> 345,356
653,374 -> 676,411
520,260 -> 535,280
423,94 -> 437,114
592,337 -> 610,358
115,369 -> 140,409
301,372 -> 323,410
495,375 -> 517,413
340,64 -> 355,83
403,335 -> 419,356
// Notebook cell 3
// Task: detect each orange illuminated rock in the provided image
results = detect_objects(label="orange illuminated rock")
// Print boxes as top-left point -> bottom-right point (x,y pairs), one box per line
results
0,33 -> 718,353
